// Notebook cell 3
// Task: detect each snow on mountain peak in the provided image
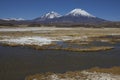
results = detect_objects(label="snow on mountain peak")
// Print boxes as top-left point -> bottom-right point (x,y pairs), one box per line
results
41,11 -> 61,19
2,18 -> 25,21
67,8 -> 95,17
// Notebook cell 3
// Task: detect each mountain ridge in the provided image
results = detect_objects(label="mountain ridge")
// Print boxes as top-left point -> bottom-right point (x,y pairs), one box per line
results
34,8 -> 106,24
35,11 -> 61,21
0,8 -> 113,26
1,18 -> 25,21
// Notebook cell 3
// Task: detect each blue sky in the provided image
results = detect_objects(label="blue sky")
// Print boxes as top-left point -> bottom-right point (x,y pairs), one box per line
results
0,0 -> 120,21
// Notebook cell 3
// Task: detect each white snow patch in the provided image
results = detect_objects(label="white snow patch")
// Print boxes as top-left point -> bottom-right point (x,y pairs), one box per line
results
36,72 -> 120,80
0,36 -> 55,46
2,18 -> 24,21
67,8 -> 95,17
59,36 -> 88,41
49,74 -> 59,80
0,27 -> 45,32
101,39 -> 110,42
41,11 -> 61,19
0,27 -> 72,32
33,79 -> 37,80
0,35 -> 89,47
82,71 -> 120,80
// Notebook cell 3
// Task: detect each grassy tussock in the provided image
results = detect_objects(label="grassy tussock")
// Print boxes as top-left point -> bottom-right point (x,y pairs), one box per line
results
0,42 -> 114,52
62,46 -> 114,52
25,67 -> 120,80
25,71 -> 85,80
87,67 -> 120,75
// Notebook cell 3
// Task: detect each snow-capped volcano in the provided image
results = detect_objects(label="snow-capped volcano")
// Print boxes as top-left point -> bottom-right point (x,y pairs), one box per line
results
35,11 -> 61,21
2,18 -> 25,21
41,11 -> 61,19
34,8 -> 106,23
66,8 -> 95,17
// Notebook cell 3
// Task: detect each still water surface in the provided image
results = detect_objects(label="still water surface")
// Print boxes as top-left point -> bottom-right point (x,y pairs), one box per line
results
0,46 -> 120,80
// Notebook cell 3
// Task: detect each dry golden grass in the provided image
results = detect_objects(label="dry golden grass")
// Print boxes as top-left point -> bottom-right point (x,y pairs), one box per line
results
25,71 -> 85,80
25,66 -> 120,80
0,27 -> 119,52
0,27 -> 120,38
0,42 -> 114,52
62,46 -> 114,52
87,67 -> 120,75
